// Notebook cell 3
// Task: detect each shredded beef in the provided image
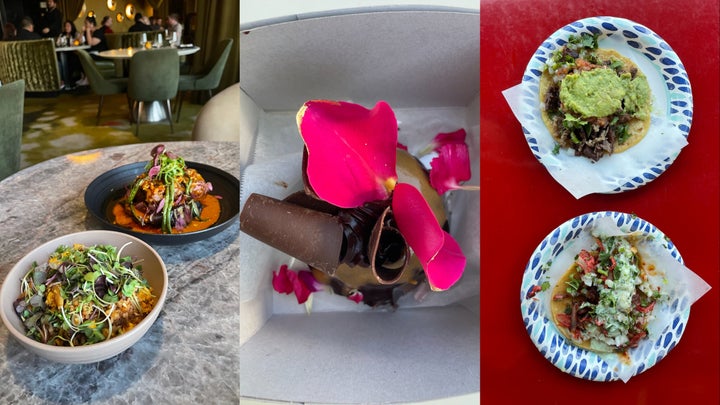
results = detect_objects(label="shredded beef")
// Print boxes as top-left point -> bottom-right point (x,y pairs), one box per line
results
545,84 -> 561,112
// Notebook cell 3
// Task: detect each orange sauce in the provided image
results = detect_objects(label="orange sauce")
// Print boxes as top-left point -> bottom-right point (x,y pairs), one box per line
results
110,194 -> 221,234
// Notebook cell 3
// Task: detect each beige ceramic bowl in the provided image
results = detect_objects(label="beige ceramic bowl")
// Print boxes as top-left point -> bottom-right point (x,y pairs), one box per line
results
0,230 -> 167,364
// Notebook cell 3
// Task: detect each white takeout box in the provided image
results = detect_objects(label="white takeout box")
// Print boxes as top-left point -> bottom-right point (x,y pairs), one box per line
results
239,7 -> 479,404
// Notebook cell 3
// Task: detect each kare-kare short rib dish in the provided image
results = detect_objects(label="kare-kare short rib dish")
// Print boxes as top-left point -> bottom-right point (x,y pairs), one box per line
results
113,145 -> 218,234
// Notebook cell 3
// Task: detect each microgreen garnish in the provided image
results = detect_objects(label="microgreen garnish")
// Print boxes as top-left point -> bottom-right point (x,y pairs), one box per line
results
125,144 -> 213,234
14,243 -> 156,347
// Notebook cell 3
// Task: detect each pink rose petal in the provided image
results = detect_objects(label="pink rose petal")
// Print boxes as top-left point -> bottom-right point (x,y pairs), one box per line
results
347,290 -> 364,304
289,270 -> 312,304
391,183 -> 466,291
298,270 -> 323,293
272,265 -> 294,294
272,265 -> 322,304
429,141 -> 473,194
297,100 -> 398,208
416,129 -> 467,156
423,231 -> 466,291
433,129 -> 467,148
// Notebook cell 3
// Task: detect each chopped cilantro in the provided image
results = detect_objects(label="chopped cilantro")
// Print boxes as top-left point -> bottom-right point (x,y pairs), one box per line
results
615,123 -> 630,144
579,32 -> 599,49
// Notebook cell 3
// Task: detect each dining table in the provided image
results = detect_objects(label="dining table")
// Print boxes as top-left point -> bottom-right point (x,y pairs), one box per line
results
94,46 -> 201,123
0,141 -> 240,404
55,44 -> 90,89
96,45 -> 201,60
54,44 -> 91,53
480,0 -> 719,403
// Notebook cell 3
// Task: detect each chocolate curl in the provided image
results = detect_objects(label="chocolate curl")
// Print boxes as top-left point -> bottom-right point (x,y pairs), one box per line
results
240,193 -> 343,275
284,190 -> 340,216
285,192 -> 411,285
368,205 -> 409,285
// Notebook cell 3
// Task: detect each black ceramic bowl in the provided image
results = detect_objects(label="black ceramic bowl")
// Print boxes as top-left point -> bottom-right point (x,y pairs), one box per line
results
85,161 -> 239,244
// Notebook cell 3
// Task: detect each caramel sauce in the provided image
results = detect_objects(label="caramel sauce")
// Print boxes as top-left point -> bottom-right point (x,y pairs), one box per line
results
110,194 -> 221,234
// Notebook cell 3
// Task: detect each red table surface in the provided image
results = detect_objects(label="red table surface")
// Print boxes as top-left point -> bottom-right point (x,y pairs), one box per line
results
480,0 -> 720,403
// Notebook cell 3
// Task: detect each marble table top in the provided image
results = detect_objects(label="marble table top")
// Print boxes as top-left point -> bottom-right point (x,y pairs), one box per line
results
54,44 -> 90,52
0,141 -> 240,404
96,46 -> 200,59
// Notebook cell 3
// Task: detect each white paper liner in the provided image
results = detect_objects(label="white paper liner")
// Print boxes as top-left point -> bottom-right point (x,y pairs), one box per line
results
240,106 -> 479,314
538,216 -> 711,382
503,35 -> 689,199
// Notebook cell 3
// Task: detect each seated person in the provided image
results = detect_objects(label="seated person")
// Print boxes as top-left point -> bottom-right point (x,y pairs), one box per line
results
83,16 -> 108,57
16,17 -> 42,40
166,13 -> 183,46
2,22 -> 17,40
150,16 -> 163,31
128,13 -> 153,32
57,20 -> 82,89
59,20 -> 80,45
99,16 -> 114,34
76,16 -> 108,86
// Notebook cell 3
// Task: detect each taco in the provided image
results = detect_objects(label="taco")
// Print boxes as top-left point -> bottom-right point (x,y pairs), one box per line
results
539,33 -> 652,161
549,234 -> 662,353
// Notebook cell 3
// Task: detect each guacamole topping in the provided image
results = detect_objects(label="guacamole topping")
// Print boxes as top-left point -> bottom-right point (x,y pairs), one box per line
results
540,32 -> 653,161
560,68 -> 651,120
561,68 -> 626,118
623,75 -> 651,120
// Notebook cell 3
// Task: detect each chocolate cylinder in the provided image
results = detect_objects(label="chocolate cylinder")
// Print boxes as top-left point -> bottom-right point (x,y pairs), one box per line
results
369,205 -> 409,285
240,193 -> 343,274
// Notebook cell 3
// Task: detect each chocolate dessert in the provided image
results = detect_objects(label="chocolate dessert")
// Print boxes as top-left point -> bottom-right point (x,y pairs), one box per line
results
241,149 -> 447,307
240,100 -> 466,308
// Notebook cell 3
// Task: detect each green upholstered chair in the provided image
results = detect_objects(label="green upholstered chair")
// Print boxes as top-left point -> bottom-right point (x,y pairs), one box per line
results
104,32 -> 152,77
0,80 -> 25,181
105,33 -> 122,50
128,48 -> 180,136
122,32 -> 153,48
175,38 -> 233,122
76,49 -> 129,125
104,33 -> 125,77
0,39 -> 61,93
106,32 -> 154,49
93,58 -> 118,79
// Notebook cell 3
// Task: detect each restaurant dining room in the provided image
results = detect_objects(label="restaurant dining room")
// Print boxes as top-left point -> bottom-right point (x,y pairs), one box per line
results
0,0 -> 242,403
0,0 -> 239,169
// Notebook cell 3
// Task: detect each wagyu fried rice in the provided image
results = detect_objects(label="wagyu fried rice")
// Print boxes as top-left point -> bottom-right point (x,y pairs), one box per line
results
13,243 -> 156,347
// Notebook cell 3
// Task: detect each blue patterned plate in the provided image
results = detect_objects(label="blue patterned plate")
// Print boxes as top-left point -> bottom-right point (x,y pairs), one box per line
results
520,17 -> 693,195
520,211 -> 689,381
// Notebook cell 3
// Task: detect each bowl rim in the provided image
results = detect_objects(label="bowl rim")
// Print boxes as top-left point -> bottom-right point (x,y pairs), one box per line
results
0,230 -> 168,358
83,161 -> 240,245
